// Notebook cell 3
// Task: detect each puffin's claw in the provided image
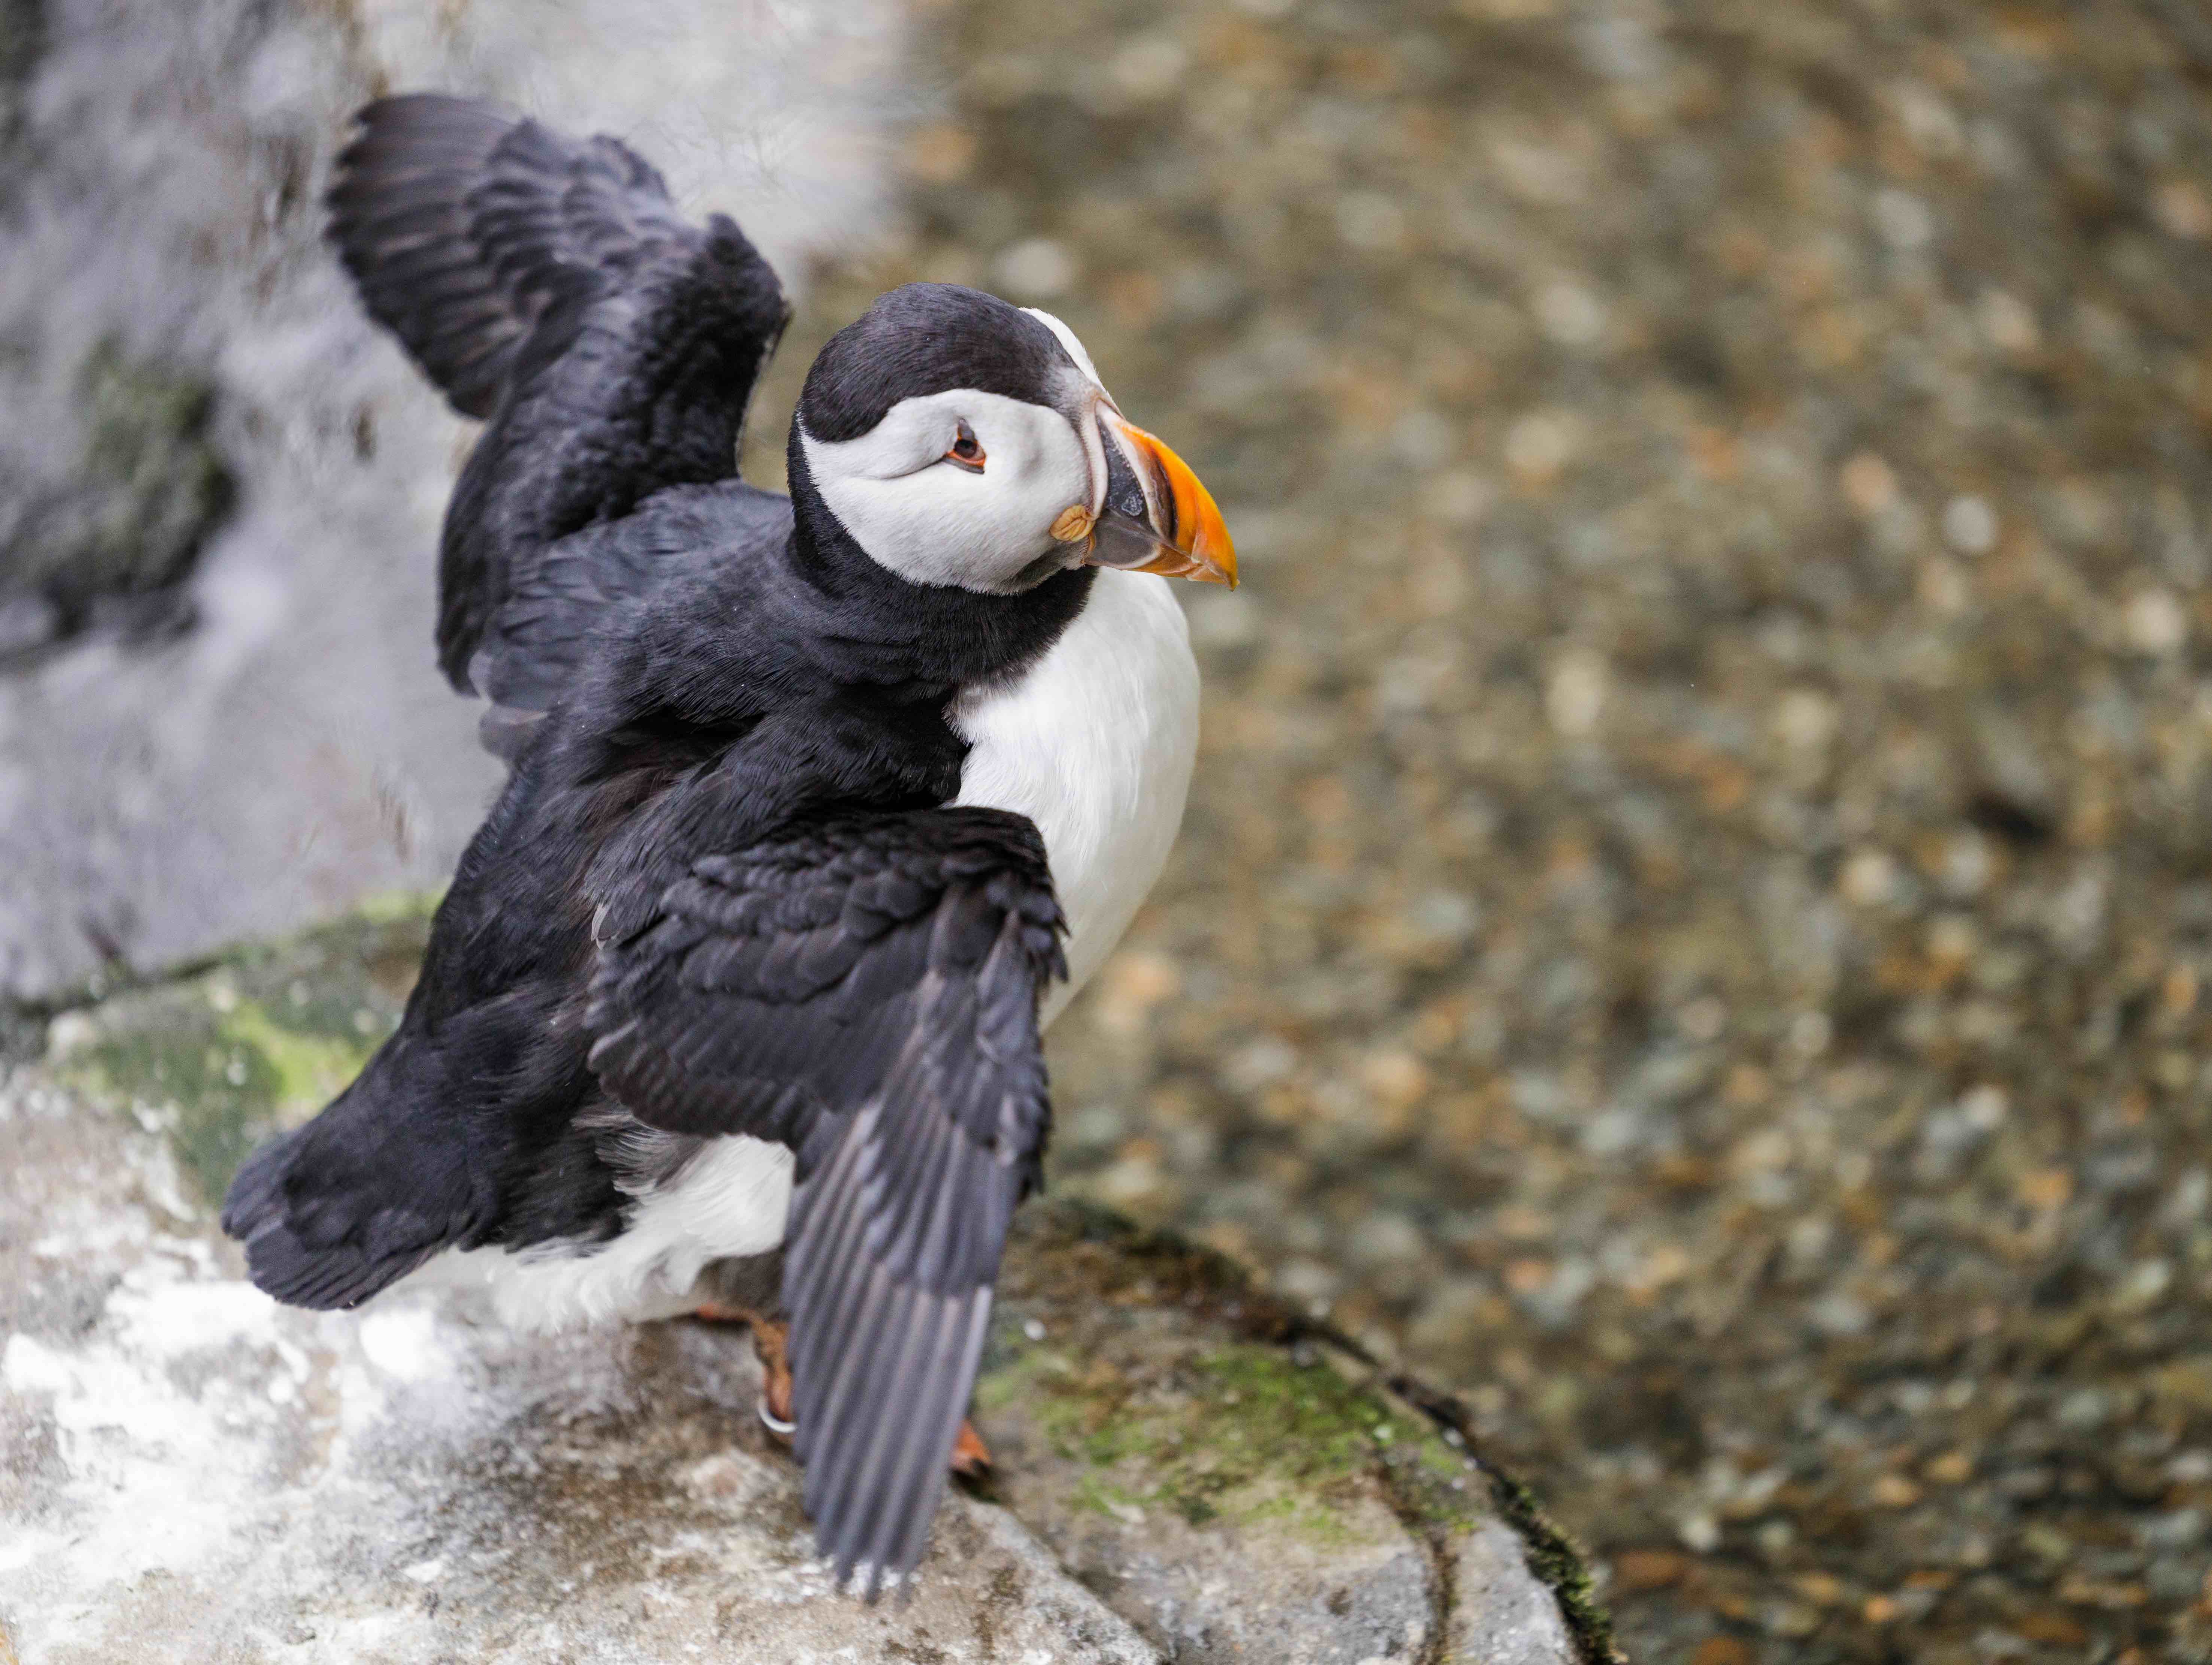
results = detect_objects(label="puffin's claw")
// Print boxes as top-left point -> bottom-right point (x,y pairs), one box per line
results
694,1304 -> 989,1474
949,1419 -> 994,1478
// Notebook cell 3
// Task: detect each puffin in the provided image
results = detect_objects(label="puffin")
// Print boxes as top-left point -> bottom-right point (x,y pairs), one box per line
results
219,93 -> 1234,1594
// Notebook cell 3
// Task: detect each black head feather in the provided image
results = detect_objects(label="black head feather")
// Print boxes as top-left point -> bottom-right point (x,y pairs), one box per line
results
798,283 -> 1074,443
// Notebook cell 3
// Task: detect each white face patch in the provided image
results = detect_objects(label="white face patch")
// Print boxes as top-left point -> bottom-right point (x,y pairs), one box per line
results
801,387 -> 1094,594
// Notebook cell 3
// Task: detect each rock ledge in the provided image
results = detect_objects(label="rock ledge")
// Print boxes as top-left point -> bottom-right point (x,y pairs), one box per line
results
0,906 -> 1606,1663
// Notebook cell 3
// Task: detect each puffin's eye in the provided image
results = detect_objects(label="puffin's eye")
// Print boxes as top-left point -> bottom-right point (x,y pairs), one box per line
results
944,419 -> 986,473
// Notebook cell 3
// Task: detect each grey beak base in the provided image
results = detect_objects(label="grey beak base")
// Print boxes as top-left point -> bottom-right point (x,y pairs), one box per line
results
1084,507 -> 1181,571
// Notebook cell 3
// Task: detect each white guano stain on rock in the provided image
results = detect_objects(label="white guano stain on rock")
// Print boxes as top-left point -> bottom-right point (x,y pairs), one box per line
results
1,1199 -> 1159,1662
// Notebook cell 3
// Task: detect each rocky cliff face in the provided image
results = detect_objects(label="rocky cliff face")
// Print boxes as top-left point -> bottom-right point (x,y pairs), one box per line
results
0,905 -> 1597,1663
0,0 -> 907,1001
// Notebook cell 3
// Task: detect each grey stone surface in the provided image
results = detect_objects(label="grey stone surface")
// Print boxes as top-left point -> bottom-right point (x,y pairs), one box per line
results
0,0 -> 910,1001
1450,1520 -> 1584,1665
0,909 -> 1586,1662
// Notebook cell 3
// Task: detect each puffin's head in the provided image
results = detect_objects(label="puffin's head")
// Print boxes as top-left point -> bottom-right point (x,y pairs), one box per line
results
794,283 -> 1234,595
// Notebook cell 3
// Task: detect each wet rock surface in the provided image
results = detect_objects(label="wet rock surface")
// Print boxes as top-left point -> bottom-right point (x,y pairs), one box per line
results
734,2 -> 2212,1660
0,907 -> 1579,1662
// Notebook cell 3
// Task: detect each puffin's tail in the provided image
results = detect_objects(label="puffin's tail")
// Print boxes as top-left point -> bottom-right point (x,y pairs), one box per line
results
221,1061 -> 480,1310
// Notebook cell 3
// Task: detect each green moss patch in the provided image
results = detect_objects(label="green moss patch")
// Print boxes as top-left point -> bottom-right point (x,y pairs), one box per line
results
48,900 -> 437,1205
980,1328 -> 1475,1547
66,1020 -> 283,1205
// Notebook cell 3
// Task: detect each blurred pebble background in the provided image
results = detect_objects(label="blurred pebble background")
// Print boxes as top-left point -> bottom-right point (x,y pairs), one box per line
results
10,0 -> 2212,1660
740,2 -> 2212,1661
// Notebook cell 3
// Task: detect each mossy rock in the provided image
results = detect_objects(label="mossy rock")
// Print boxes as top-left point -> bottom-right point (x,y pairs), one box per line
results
43,897 -> 433,1205
3,903 -> 1604,1663
978,1202 -> 1491,1658
975,1201 -> 1614,1663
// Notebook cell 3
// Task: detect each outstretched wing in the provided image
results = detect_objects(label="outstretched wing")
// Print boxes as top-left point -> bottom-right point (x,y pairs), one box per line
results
327,92 -> 791,694
586,808 -> 1064,1594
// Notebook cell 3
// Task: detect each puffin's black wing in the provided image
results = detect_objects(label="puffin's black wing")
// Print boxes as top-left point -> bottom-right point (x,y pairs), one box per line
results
585,808 -> 1064,1594
327,93 -> 790,692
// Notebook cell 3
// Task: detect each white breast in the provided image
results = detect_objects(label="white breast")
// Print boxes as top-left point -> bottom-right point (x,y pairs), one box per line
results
950,569 -> 1200,1027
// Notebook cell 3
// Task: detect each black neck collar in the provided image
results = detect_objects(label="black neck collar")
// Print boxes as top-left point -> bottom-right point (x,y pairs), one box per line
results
779,428 -> 1096,696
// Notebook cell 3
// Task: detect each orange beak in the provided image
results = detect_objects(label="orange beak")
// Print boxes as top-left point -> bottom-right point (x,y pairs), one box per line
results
1091,414 -> 1238,588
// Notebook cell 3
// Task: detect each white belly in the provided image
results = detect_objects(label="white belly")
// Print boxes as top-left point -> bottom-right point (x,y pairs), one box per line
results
405,1136 -> 795,1332
949,569 -> 1200,1027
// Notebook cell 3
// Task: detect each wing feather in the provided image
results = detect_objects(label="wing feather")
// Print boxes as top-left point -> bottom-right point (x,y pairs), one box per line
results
326,93 -> 791,701
586,807 -> 1062,1589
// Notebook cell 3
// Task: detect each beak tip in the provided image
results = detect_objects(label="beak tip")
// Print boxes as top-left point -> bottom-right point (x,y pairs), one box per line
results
1095,414 -> 1241,590
1204,534 -> 1238,589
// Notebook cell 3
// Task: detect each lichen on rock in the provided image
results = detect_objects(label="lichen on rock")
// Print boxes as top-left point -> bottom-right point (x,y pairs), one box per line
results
979,1200 -> 1580,1663
43,900 -> 428,1204
0,338 -> 238,655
